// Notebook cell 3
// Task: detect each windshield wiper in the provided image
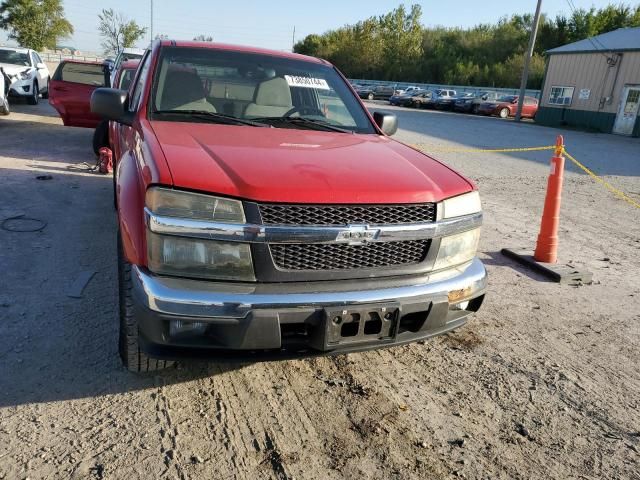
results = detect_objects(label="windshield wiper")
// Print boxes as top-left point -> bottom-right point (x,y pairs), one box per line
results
253,116 -> 354,134
153,110 -> 271,128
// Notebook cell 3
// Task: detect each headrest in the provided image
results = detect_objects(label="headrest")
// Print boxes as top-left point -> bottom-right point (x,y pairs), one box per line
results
254,77 -> 292,107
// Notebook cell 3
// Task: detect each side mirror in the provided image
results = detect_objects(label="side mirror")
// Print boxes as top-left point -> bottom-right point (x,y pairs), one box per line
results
373,111 -> 398,136
91,88 -> 133,125
36,62 -> 46,70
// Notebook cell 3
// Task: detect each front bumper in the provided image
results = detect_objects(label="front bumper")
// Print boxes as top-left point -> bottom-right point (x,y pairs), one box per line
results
8,78 -> 32,97
131,257 -> 487,360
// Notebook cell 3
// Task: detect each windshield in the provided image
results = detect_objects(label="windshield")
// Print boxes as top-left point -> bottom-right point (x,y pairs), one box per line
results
151,47 -> 375,134
0,49 -> 30,66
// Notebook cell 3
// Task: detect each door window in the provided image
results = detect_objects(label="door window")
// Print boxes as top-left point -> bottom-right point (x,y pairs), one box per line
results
623,89 -> 639,115
55,62 -> 106,86
129,51 -> 151,111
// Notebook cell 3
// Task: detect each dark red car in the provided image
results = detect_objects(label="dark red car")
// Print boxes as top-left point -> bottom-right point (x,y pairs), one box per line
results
48,59 -> 109,127
49,40 -> 486,372
477,95 -> 539,119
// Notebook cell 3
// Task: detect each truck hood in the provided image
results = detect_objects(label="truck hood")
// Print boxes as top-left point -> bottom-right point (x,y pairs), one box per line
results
150,122 -> 473,204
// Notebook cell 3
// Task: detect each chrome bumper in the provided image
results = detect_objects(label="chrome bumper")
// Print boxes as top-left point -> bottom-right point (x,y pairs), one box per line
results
132,258 -> 487,319
131,258 -> 486,357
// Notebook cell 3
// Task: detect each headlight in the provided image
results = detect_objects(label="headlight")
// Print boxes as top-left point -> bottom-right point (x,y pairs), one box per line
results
146,187 -> 245,222
433,228 -> 481,271
435,191 -> 482,270
147,233 -> 255,281
442,191 -> 481,218
146,188 -> 254,281
19,70 -> 33,80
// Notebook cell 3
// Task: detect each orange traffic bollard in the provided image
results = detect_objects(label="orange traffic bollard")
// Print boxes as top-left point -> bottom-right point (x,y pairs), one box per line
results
534,135 -> 565,263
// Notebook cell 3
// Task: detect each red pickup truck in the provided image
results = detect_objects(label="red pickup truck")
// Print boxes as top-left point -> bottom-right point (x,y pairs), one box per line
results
50,40 -> 486,372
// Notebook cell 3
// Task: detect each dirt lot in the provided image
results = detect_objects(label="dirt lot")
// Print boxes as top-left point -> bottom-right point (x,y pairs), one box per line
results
0,100 -> 639,480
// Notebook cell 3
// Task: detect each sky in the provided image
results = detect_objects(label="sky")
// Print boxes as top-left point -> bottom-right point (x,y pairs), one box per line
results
0,0 -> 628,53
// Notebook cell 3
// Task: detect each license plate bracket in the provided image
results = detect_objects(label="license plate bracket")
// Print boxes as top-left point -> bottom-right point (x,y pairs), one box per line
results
320,303 -> 400,350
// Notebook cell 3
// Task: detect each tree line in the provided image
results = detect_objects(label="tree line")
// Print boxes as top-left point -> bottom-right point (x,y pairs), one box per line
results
294,3 -> 640,89
0,0 -> 215,55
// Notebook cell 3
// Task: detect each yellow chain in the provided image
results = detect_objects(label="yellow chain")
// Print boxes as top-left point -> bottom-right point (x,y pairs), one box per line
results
563,149 -> 640,210
412,143 -> 640,210
412,144 -> 556,153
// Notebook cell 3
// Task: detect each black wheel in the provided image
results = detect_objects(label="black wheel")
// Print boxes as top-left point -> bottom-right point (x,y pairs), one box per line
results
499,107 -> 510,119
41,78 -> 50,99
471,104 -> 479,114
118,233 -> 174,372
93,120 -> 109,156
367,92 -> 374,100
27,81 -> 39,105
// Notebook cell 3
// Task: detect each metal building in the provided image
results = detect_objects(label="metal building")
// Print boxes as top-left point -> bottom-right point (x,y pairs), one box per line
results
536,27 -> 640,137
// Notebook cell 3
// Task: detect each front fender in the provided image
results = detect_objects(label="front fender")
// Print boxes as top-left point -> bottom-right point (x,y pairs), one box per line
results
117,151 -> 146,265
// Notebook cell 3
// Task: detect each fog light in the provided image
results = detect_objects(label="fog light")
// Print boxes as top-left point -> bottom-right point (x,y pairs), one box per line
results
169,320 -> 207,337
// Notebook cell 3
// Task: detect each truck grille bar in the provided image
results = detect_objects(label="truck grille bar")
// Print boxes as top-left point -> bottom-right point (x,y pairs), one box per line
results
270,240 -> 431,271
258,203 -> 437,225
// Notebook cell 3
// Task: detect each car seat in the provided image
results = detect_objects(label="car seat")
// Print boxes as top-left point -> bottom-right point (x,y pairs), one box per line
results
244,77 -> 292,118
159,69 -> 216,112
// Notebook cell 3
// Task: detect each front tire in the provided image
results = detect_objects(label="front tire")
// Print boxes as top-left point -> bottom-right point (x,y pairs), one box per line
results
93,120 -> 109,156
27,81 -> 39,105
41,78 -> 50,99
0,97 -> 9,116
367,93 -> 374,100
118,234 -> 173,372
471,104 -> 479,114
499,107 -> 510,119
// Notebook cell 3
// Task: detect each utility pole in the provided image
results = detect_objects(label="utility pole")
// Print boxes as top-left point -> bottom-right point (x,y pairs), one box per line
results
150,0 -> 154,42
292,26 -> 296,51
515,0 -> 542,122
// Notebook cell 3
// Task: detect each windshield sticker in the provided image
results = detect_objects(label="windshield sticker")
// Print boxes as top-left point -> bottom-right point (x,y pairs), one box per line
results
285,75 -> 330,90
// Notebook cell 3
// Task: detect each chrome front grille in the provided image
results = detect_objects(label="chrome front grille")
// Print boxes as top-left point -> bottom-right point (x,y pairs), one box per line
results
269,240 -> 431,271
258,203 -> 437,226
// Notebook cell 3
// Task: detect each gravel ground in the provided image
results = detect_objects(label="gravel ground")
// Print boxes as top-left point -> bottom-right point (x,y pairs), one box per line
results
0,100 -> 639,480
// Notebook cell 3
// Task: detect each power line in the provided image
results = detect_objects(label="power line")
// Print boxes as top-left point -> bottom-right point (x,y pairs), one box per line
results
564,0 -> 612,59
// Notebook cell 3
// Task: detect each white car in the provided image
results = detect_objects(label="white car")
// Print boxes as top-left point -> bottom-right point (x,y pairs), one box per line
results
109,47 -> 145,86
0,47 -> 50,105
0,67 -> 10,114
394,85 -> 421,95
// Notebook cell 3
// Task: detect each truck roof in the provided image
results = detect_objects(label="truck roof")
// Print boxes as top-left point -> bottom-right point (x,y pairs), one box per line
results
158,40 -> 328,65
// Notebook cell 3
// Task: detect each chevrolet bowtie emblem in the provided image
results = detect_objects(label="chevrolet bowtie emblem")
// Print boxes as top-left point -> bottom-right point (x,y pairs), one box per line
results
335,225 -> 380,244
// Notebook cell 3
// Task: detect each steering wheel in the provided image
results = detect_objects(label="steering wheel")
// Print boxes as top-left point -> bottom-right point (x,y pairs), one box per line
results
283,106 -> 325,118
